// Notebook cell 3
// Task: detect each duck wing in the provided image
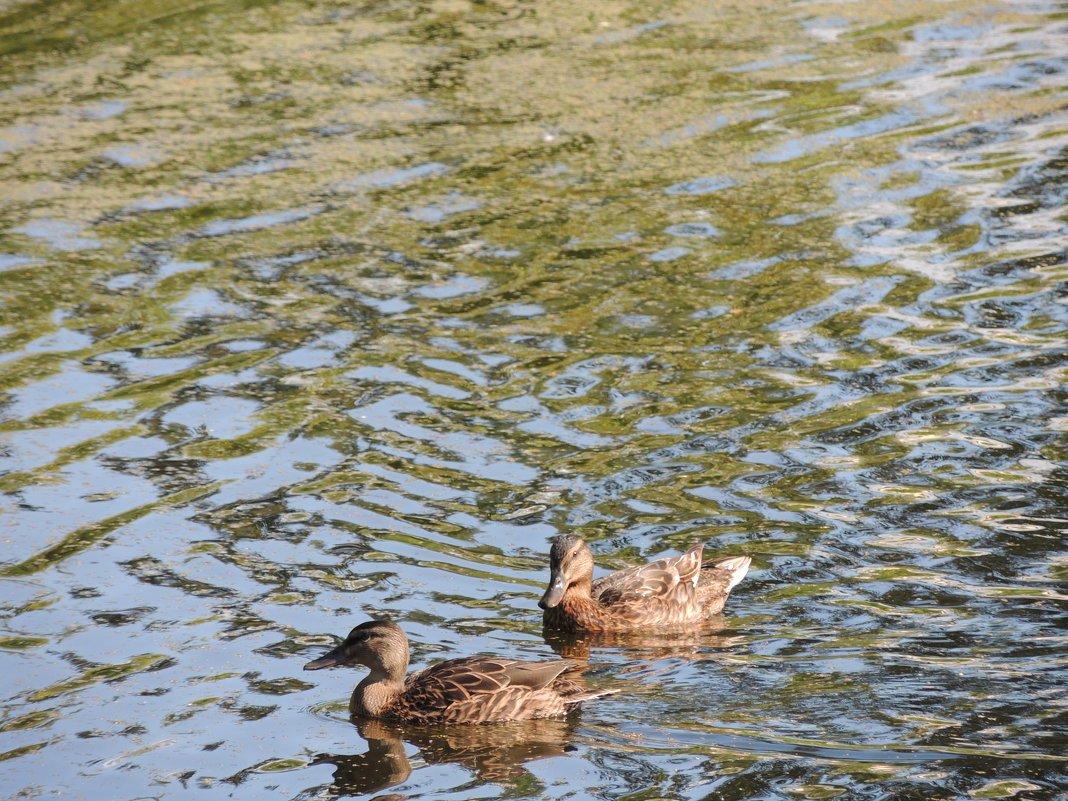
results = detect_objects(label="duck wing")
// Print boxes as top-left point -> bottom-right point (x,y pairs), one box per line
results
401,657 -> 586,723
592,544 -> 704,605
409,657 -> 575,692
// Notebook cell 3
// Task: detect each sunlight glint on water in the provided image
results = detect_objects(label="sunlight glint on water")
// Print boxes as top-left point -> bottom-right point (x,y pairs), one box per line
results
1,0 -> 1066,799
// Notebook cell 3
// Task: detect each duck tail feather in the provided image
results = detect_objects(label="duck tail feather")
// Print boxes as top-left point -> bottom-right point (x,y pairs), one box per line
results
565,687 -> 621,705
703,555 -> 752,591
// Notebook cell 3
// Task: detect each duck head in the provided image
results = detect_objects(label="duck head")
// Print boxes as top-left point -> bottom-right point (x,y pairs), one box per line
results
304,619 -> 409,679
539,534 -> 595,609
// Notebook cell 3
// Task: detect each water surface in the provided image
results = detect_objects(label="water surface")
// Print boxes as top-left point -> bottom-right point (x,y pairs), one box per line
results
1,0 -> 1067,799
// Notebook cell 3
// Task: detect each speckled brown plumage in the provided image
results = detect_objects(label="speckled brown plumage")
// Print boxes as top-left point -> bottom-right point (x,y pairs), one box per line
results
539,534 -> 751,632
304,619 -> 616,724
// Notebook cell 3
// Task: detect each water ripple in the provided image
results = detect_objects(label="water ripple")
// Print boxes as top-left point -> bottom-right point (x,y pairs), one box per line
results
1,1 -> 1067,799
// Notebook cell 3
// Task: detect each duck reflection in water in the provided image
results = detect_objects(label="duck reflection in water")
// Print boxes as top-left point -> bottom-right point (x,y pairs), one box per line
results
543,614 -> 744,663
310,717 -> 578,796
309,722 -> 412,798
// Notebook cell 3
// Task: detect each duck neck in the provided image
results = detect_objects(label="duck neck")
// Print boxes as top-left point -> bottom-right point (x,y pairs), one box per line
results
564,576 -> 594,603
351,666 -> 406,718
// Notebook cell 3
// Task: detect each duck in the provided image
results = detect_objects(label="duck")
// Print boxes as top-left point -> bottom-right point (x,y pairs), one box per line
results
539,534 -> 751,632
304,619 -> 617,724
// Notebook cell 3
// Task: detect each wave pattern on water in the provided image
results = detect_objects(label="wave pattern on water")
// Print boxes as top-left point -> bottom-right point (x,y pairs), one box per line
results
1,0 -> 1067,799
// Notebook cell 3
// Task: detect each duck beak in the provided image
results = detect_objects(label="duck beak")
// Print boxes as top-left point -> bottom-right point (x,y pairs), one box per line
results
539,573 -> 567,609
304,643 -> 347,670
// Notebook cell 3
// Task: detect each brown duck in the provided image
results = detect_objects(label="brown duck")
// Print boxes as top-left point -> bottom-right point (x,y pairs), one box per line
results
539,534 -> 751,632
304,619 -> 617,724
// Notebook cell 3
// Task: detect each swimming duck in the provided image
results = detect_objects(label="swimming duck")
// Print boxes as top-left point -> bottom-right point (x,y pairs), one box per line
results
304,619 -> 617,724
539,534 -> 751,632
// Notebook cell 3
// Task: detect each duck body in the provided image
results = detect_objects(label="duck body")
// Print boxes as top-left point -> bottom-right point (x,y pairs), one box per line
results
304,620 -> 615,724
539,534 -> 751,632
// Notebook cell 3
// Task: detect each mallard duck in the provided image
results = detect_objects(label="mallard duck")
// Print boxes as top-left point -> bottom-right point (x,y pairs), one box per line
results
539,534 -> 751,632
304,619 -> 617,724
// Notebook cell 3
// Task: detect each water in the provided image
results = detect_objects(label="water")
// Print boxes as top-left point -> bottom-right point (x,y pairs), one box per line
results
1,0 -> 1067,798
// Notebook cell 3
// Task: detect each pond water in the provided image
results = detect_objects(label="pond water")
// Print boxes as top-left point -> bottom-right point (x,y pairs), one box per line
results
1,0 -> 1067,799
